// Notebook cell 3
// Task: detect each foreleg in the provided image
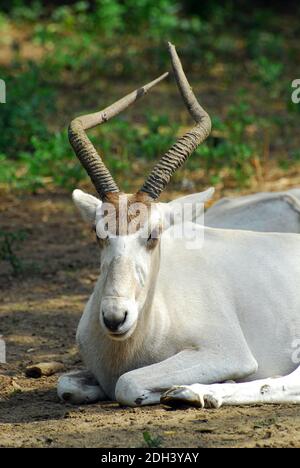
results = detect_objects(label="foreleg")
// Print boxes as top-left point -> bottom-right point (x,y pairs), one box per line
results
115,338 -> 258,407
57,370 -> 107,404
161,365 -> 300,408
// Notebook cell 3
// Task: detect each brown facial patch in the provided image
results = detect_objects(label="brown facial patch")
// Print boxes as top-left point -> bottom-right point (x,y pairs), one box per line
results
146,237 -> 159,250
146,225 -> 162,250
96,234 -> 109,249
100,191 -> 156,236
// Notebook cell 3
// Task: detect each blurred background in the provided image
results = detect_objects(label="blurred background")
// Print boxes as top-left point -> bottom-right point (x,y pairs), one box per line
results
0,0 -> 299,197
0,2 -> 300,446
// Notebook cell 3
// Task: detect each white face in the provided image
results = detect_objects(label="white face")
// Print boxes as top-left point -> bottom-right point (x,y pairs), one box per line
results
72,187 -> 214,341
96,214 -> 163,340
73,189 -> 163,341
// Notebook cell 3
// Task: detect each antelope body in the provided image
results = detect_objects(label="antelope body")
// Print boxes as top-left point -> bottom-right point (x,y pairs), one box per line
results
57,44 -> 300,408
205,189 -> 300,232
173,190 -> 300,232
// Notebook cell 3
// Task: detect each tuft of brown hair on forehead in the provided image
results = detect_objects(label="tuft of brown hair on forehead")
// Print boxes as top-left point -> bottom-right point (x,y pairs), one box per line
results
101,191 -> 156,235
103,191 -> 153,206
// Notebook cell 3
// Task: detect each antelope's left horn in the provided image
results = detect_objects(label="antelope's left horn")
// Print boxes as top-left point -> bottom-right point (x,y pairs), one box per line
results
140,43 -> 211,200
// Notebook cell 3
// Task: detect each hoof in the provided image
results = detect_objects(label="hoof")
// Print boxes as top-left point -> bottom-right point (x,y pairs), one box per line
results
161,386 -> 204,408
57,371 -> 102,405
202,393 -> 222,409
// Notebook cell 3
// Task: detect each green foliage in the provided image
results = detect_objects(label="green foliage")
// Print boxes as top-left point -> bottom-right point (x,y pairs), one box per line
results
94,0 -> 125,37
253,417 -> 276,429
0,1 -> 298,193
189,95 -> 261,186
246,31 -> 285,60
0,115 -> 177,192
0,229 -> 27,275
0,64 -> 56,158
122,0 -> 180,38
27,1 -> 184,80
252,56 -> 284,97
139,114 -> 179,160
0,131 -> 84,191
142,431 -> 163,448
5,0 -> 43,21
18,132 -> 84,191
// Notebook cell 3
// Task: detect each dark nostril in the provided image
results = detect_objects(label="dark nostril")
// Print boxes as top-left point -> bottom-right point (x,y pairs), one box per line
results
122,311 -> 128,325
103,311 -> 128,332
103,316 -> 118,331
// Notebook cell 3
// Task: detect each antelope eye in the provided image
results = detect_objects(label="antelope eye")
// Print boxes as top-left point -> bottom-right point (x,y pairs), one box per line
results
96,234 -> 109,248
147,228 -> 159,242
146,227 -> 160,249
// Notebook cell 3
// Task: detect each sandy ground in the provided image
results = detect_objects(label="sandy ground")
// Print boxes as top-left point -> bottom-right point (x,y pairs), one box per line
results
1,189 -> 300,448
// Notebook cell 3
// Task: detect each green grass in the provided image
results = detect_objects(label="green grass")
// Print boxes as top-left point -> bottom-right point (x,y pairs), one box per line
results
142,430 -> 163,448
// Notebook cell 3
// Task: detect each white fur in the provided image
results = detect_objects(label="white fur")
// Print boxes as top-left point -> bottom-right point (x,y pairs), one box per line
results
172,189 -> 300,232
57,187 -> 300,407
57,370 -> 105,404
72,189 -> 101,224
204,189 -> 300,232
161,365 -> 300,407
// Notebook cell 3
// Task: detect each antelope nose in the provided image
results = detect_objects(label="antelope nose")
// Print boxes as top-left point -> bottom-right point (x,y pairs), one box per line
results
102,311 -> 127,332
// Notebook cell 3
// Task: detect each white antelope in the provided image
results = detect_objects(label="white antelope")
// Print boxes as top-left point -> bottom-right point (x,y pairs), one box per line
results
206,190 -> 300,231
58,43 -> 300,409
175,189 -> 300,232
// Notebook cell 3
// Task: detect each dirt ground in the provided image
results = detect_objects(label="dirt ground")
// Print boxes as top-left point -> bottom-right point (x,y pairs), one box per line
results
1,185 -> 300,448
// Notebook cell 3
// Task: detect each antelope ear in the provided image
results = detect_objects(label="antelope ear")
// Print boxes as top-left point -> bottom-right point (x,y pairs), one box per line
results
166,187 -> 215,224
72,189 -> 102,224
169,187 -> 215,207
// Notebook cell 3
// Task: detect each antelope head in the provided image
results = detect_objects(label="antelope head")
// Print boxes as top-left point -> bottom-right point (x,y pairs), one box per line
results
69,43 -> 212,340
